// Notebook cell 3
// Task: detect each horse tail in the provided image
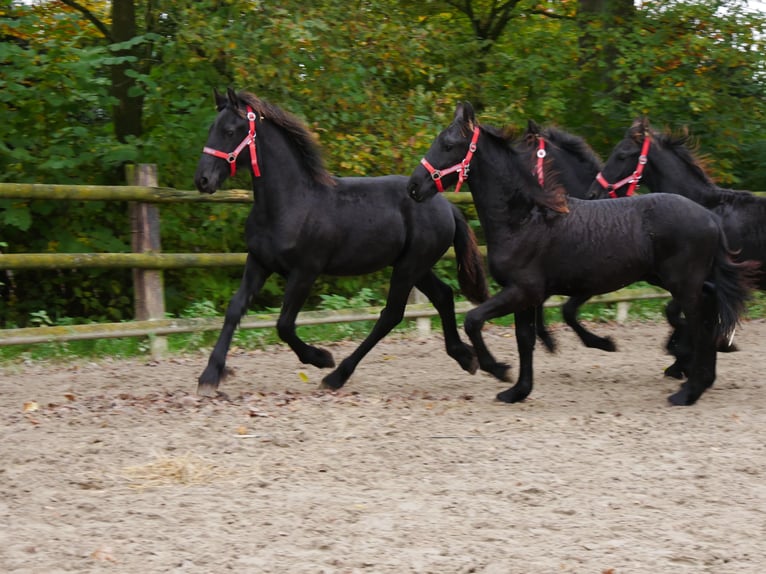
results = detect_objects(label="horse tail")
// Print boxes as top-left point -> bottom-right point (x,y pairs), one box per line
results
710,236 -> 760,342
451,204 -> 490,304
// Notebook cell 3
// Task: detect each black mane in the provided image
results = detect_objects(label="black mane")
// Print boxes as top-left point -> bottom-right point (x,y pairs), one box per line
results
481,124 -> 569,213
237,91 -> 335,186
653,129 -> 755,203
543,126 -> 603,172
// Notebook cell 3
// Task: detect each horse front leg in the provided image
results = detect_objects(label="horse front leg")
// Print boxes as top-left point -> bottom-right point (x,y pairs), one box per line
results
278,270 -> 335,370
562,295 -> 617,352
415,270 -> 478,374
497,306 -> 537,403
463,285 -> 526,383
198,254 -> 271,396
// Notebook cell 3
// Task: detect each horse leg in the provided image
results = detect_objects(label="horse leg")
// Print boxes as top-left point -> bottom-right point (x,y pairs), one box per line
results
320,267 -> 415,390
562,295 -> 617,352
663,298 -> 690,379
535,305 -> 556,353
668,293 -> 717,406
415,270 -> 478,374
198,255 -> 271,396
277,270 -> 336,369
497,307 -> 537,404
463,285 -> 528,382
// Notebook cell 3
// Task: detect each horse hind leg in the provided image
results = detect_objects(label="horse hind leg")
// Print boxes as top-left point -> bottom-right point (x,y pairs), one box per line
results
667,292 -> 718,406
198,255 -> 270,396
663,299 -> 690,380
562,295 -> 616,352
320,268 -> 415,390
414,270 -> 478,374
277,271 -> 336,370
535,305 -> 556,353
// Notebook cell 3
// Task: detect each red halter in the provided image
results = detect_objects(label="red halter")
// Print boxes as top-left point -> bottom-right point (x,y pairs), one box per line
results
595,136 -> 651,198
420,126 -> 481,193
533,137 -> 547,187
202,106 -> 261,178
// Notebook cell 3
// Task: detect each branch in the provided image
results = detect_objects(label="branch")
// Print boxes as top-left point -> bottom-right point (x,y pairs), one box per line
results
59,0 -> 114,43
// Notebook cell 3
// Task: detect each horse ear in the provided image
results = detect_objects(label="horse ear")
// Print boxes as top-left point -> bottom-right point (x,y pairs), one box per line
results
226,87 -> 240,111
629,117 -> 648,141
455,101 -> 476,129
527,119 -> 540,135
639,116 -> 651,135
214,88 -> 227,111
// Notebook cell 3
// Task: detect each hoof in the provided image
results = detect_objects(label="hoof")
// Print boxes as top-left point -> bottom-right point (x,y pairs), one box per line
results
664,362 -> 687,380
596,337 -> 617,353
197,364 -> 232,395
449,344 -> 479,375
538,333 -> 556,353
668,389 -> 694,406
307,347 -> 336,369
496,386 -> 530,404
197,382 -> 219,397
320,370 -> 347,391
483,362 -> 512,382
668,381 -> 703,406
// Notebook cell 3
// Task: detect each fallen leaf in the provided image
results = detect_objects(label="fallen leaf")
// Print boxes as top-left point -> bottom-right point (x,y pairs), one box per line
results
23,401 -> 39,413
298,371 -> 310,383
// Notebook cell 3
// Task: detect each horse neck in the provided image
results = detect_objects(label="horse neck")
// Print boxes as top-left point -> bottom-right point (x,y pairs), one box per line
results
469,148 -> 534,242
549,150 -> 599,199
250,122 -> 323,212
644,147 -> 718,205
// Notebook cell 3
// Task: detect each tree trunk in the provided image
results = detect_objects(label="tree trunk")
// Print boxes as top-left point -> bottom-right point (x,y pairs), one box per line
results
110,0 -> 144,143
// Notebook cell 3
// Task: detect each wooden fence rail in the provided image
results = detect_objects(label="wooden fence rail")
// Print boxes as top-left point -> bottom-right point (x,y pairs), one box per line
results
0,177 -> 672,352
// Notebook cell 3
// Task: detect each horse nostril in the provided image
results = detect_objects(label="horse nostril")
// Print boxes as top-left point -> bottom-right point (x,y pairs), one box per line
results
407,182 -> 420,201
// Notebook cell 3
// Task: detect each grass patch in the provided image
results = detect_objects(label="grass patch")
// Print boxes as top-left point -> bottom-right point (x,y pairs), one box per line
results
3,287 -> 766,364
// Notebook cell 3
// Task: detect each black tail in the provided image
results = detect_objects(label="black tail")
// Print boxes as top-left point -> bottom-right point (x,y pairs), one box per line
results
451,204 -> 489,305
710,241 -> 760,342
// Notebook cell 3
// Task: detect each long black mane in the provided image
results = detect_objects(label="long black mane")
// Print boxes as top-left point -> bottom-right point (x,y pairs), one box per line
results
236,91 -> 335,186
650,128 -> 755,203
481,123 -> 569,214
542,125 -> 603,173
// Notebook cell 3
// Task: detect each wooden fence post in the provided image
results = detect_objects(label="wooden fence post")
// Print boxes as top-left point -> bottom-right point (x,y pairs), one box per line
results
126,164 -> 167,359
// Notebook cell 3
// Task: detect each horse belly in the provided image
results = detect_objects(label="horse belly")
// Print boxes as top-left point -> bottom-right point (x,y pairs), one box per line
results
543,237 -> 652,297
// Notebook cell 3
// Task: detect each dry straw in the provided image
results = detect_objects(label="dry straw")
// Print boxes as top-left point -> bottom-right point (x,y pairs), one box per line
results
122,453 -> 235,489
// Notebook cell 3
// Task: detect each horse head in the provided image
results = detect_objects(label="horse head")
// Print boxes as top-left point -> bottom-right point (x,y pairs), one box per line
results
589,117 -> 654,199
194,88 -> 261,194
407,102 -> 480,202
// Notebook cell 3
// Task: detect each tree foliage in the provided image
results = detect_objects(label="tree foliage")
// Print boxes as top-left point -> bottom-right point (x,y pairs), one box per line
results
1,0 -> 765,326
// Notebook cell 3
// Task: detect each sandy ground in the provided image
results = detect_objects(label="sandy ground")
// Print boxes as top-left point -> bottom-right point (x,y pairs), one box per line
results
1,318 -> 765,573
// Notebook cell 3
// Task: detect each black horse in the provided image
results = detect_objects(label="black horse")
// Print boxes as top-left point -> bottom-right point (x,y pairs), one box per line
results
591,117 -> 763,374
194,89 -> 489,395
518,121 -> 617,352
592,117 -> 766,289
407,102 -> 757,406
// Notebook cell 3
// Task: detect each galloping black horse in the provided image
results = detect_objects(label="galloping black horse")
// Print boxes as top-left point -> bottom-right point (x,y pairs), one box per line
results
591,117 -> 766,289
408,102 -> 757,406
518,121 -> 617,352
591,117 -> 763,374
194,89 -> 489,395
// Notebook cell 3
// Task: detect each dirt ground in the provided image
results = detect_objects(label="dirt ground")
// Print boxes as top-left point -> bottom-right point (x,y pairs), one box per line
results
1,318 -> 765,573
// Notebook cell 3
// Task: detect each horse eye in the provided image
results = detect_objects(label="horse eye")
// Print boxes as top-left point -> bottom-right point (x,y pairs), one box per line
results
225,129 -> 235,138
444,143 -> 453,152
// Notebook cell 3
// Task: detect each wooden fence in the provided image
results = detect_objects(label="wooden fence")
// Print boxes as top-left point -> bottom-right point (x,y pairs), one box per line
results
0,170 -> 673,356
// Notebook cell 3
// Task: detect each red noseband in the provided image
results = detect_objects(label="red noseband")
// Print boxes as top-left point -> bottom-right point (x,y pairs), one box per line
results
419,127 -> 481,194
202,106 -> 261,178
